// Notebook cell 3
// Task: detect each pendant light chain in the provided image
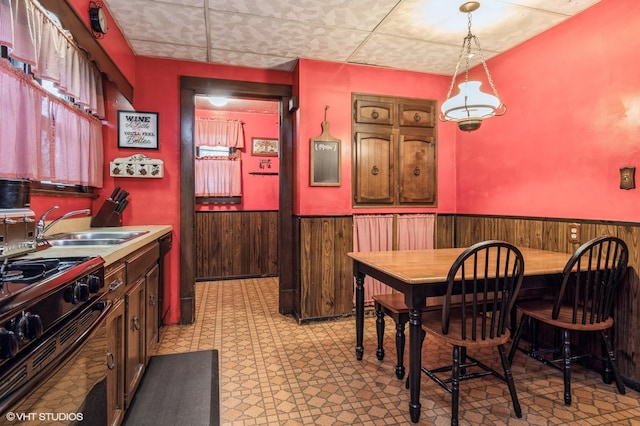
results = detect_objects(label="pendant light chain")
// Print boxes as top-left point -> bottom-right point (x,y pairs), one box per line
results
440,2 -> 505,130
469,11 -> 501,101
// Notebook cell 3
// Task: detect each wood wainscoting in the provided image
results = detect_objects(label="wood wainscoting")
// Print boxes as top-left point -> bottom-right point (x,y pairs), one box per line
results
195,211 -> 278,280
294,213 -> 640,388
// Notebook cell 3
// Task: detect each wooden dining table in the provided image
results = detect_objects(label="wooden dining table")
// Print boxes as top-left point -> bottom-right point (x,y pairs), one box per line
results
348,247 -> 572,423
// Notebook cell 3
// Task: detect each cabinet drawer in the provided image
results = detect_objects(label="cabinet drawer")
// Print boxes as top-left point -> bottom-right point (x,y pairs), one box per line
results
354,99 -> 394,125
127,242 -> 159,285
105,262 -> 126,300
398,103 -> 436,128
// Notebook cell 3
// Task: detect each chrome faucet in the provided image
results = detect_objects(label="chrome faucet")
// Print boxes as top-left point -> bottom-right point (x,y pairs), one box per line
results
36,206 -> 91,240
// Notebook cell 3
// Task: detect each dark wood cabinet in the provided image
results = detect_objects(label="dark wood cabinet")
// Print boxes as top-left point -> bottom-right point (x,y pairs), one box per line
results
145,263 -> 160,362
352,93 -> 437,207
354,131 -> 395,204
125,278 -> 145,407
106,298 -> 125,426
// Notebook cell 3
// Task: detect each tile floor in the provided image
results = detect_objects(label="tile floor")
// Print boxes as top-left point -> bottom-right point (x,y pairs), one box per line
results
156,278 -> 640,425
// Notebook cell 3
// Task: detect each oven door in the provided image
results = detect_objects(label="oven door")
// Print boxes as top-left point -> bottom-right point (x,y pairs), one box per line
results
2,299 -> 111,425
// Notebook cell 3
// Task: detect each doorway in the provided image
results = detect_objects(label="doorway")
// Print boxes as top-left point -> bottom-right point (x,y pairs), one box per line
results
179,77 -> 294,324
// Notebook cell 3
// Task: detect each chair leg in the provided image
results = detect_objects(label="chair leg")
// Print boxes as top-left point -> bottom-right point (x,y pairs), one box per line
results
374,303 -> 385,361
395,319 -> 407,379
600,329 -> 626,395
451,345 -> 460,426
561,328 -> 572,405
508,314 -> 527,363
498,344 -> 522,418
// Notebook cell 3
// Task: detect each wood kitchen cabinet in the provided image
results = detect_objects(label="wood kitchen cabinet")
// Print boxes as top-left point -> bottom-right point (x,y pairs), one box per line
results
145,263 -> 160,361
124,278 -> 145,407
124,241 -> 159,407
352,93 -> 437,207
103,239 -> 161,423
105,297 -> 125,426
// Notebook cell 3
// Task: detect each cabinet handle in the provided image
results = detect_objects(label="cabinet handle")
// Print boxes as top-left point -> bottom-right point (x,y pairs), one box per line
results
414,113 -> 421,122
149,294 -> 155,306
371,165 -> 379,175
109,280 -> 124,292
414,167 -> 421,176
371,110 -> 379,119
132,316 -> 141,331
106,352 -> 115,370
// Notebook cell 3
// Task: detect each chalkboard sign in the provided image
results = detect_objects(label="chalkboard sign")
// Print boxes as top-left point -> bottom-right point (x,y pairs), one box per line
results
310,122 -> 341,186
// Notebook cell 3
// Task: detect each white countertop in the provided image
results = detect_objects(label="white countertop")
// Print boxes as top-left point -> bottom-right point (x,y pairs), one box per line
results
21,225 -> 173,266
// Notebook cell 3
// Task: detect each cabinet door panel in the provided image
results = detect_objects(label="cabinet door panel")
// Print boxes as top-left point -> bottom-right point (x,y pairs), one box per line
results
354,99 -> 394,125
145,263 -> 160,363
355,132 -> 395,204
398,103 -> 436,128
106,299 -> 125,426
125,279 -> 145,408
399,134 -> 436,204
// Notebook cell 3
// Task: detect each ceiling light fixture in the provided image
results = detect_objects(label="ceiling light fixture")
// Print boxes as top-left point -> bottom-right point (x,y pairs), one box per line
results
440,2 -> 506,132
208,96 -> 228,107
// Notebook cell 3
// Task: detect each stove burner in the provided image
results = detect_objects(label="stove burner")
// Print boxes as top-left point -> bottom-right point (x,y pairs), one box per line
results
0,259 -> 66,285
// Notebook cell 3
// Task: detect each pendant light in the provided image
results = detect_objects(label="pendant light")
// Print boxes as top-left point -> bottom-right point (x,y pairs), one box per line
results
440,2 -> 506,132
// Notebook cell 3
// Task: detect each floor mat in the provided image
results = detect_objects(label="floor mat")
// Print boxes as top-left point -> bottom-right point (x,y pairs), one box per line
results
123,350 -> 219,426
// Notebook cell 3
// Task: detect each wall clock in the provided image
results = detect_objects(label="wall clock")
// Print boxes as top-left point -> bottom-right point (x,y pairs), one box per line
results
89,2 -> 108,37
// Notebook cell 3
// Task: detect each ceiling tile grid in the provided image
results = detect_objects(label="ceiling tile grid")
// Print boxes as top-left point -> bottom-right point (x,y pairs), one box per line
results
102,0 -> 601,75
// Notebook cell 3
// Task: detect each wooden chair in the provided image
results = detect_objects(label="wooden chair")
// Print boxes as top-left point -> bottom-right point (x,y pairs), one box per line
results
418,240 -> 525,425
508,235 -> 628,406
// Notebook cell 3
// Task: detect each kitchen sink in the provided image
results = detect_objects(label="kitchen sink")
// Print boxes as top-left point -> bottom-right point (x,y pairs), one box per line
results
47,230 -> 148,246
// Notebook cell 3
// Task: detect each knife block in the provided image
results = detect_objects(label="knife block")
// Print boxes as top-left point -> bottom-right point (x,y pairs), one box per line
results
91,199 -> 122,227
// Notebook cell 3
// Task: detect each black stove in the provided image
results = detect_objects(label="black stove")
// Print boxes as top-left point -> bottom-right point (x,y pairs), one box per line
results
0,256 -> 105,362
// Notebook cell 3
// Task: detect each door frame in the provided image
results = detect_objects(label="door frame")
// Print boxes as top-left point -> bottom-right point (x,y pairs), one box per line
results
179,77 -> 294,324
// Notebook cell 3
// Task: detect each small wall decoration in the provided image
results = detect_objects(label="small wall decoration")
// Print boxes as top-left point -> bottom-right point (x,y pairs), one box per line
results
118,110 -> 159,149
310,107 -> 341,186
620,166 -> 636,190
251,138 -> 278,156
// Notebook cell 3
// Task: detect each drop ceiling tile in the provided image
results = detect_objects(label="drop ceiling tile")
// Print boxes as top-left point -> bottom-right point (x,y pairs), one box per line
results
349,33 -> 475,76
207,0 -> 399,31
378,0 -> 568,53
130,39 -> 208,62
105,0 -> 207,47
495,0 -> 602,16
208,49 -> 298,71
208,12 -> 369,61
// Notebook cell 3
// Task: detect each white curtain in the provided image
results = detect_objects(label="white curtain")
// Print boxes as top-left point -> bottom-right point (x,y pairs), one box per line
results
195,118 -> 244,148
0,58 -> 103,187
195,118 -> 244,197
353,214 -> 394,305
0,0 -> 104,117
194,158 -> 241,197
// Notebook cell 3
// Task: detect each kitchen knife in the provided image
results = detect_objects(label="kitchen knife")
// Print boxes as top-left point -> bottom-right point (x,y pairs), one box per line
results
108,186 -> 121,201
115,190 -> 129,203
115,199 -> 128,214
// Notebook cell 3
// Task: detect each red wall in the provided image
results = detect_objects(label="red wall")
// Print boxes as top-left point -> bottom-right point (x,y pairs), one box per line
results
59,0 -> 639,324
67,0 -> 136,88
294,59 -> 456,215
455,0 -> 640,222
195,110 -> 279,211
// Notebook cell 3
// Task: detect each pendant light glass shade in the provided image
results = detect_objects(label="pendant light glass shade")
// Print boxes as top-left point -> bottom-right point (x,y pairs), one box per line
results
440,2 -> 505,132
441,81 -> 501,131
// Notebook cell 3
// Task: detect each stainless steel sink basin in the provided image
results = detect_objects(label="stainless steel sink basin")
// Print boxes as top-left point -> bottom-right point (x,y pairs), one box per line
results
47,230 -> 149,246
48,239 -> 130,246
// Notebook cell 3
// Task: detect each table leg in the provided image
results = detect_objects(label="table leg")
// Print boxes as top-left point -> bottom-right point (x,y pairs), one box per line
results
408,307 -> 422,423
355,271 -> 365,360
